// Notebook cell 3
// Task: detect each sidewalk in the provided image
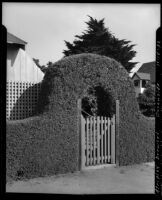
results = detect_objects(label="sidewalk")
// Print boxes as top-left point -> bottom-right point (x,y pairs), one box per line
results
6,162 -> 154,194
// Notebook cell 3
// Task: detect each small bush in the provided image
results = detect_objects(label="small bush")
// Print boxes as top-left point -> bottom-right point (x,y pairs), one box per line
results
137,83 -> 155,117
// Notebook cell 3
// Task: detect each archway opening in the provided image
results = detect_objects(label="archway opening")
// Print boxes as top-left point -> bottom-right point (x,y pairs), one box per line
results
81,85 -> 115,118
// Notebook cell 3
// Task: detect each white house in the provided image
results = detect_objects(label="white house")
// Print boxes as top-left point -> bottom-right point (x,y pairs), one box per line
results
137,61 -> 155,84
6,32 -> 44,120
131,72 -> 150,97
7,32 -> 44,82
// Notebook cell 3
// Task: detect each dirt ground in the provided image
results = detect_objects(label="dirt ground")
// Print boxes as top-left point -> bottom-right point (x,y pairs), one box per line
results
6,162 -> 154,194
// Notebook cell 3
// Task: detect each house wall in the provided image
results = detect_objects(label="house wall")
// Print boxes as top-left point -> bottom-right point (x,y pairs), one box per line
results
6,45 -> 44,120
141,87 -> 145,93
132,75 -> 150,97
7,46 -> 44,82
132,75 -> 141,97
7,44 -> 19,80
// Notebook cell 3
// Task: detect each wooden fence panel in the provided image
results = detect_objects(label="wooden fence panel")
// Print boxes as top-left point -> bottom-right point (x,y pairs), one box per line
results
81,113 -> 116,168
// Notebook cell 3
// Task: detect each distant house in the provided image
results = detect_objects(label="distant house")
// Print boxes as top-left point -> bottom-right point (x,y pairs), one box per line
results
131,61 -> 155,97
6,32 -> 44,120
132,72 -> 150,97
137,61 -> 155,84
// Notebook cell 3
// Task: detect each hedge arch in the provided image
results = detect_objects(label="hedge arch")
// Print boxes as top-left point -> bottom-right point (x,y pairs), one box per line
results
6,53 -> 155,181
37,53 -> 154,164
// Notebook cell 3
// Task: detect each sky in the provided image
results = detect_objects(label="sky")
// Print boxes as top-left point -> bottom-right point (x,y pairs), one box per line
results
2,3 -> 160,72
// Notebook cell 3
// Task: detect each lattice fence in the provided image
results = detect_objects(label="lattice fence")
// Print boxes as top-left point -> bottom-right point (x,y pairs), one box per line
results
6,81 -> 42,120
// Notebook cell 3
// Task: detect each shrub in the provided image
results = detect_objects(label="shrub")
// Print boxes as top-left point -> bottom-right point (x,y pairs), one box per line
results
6,53 -> 155,181
6,115 -> 79,182
137,83 -> 155,117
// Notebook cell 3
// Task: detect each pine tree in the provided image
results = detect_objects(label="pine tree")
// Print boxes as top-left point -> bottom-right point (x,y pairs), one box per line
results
63,16 -> 138,72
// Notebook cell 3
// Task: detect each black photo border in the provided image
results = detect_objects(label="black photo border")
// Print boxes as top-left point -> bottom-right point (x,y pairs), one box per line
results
1,1 -> 161,200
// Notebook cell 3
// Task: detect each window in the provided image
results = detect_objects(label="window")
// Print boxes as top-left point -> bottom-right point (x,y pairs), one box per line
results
134,80 -> 139,87
142,80 -> 147,88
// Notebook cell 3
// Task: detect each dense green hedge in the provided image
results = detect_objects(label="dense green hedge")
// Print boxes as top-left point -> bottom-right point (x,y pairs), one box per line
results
6,53 -> 155,181
6,115 -> 79,181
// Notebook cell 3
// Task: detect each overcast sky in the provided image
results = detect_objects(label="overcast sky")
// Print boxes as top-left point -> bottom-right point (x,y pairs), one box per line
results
2,3 -> 160,72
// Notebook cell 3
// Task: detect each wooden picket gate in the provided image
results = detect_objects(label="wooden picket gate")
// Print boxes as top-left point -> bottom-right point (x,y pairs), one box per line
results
81,115 -> 116,168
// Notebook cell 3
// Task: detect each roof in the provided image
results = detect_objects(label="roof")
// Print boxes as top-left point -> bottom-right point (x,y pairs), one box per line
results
132,72 -> 150,80
137,61 -> 155,83
7,32 -> 27,45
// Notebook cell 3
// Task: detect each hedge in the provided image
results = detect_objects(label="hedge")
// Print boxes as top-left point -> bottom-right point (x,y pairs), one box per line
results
6,53 -> 155,181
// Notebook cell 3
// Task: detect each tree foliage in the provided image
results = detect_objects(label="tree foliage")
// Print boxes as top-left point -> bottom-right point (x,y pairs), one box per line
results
33,58 -> 52,73
137,83 -> 155,117
63,16 -> 138,72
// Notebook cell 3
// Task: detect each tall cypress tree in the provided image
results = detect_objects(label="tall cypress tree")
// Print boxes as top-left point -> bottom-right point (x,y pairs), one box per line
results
63,16 -> 138,72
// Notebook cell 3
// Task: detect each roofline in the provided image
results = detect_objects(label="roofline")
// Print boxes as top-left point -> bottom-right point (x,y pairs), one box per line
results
132,72 -> 150,80
141,61 -> 155,65
7,32 -> 27,45
132,73 -> 140,79
138,61 -> 155,70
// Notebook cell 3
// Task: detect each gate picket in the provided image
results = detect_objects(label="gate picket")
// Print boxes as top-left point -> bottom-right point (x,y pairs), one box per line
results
89,117 -> 92,165
81,115 -> 86,169
101,117 -> 103,164
97,116 -> 100,164
108,118 -> 110,163
86,118 -> 89,166
111,115 -> 116,164
93,117 -> 95,165
105,117 -> 108,163
104,117 -> 107,163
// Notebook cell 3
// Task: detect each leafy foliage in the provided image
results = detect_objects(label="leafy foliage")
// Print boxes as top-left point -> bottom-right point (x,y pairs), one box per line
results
81,86 -> 115,118
137,83 -> 155,117
33,58 -> 52,73
63,16 -> 138,72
